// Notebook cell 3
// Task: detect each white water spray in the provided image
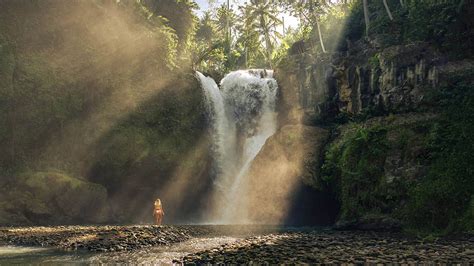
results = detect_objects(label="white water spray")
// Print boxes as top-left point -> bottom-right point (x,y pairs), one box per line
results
196,70 -> 278,223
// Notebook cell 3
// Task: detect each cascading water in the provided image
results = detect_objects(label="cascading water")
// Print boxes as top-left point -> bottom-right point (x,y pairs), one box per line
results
196,70 -> 278,224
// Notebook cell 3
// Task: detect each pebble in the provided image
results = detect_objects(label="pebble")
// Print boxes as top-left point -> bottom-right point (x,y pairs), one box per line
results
2,225 -> 473,264
0,225 -> 200,252
182,230 -> 474,264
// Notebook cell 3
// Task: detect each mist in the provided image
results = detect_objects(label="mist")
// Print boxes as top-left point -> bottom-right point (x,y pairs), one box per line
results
0,0 -> 212,225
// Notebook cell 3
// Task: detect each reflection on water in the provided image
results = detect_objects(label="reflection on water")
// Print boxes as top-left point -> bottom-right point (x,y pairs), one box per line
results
0,237 -> 239,265
0,246 -> 89,265
0,246 -> 52,255
89,237 -> 238,264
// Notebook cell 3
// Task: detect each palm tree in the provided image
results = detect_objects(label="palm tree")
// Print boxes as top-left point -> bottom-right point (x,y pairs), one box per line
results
245,0 -> 282,67
280,0 -> 330,53
196,11 -> 216,42
399,0 -> 405,9
308,0 -> 330,53
214,4 -> 237,60
362,0 -> 398,36
363,0 -> 370,36
383,0 -> 394,21
237,4 -> 262,68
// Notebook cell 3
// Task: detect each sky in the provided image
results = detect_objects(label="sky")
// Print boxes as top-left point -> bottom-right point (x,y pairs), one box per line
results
194,0 -> 299,31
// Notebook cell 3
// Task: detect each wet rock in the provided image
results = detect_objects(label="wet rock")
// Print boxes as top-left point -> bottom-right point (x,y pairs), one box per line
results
182,230 -> 474,264
2,225 -> 473,264
0,225 -> 197,252
334,215 -> 402,232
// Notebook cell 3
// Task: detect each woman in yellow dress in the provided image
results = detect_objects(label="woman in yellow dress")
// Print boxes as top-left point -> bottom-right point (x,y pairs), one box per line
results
153,198 -> 165,225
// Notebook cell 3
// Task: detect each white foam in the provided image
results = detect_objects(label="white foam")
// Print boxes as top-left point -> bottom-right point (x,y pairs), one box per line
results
196,70 -> 278,224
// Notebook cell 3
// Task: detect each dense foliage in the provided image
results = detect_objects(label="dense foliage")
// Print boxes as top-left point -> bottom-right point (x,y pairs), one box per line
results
192,0 -> 284,73
322,126 -> 390,220
0,0 -> 209,224
404,81 -> 474,233
347,0 -> 473,57
0,0 -> 472,231
0,0 -> 195,175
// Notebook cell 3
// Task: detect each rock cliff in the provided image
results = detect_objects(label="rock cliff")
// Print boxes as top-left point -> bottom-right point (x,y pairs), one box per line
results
270,37 -> 474,230
277,40 -> 474,124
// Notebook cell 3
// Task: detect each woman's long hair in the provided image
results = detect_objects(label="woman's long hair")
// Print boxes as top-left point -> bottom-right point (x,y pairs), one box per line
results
154,198 -> 162,209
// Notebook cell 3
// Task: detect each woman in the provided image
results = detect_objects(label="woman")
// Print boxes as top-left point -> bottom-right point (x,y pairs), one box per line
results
153,198 -> 165,225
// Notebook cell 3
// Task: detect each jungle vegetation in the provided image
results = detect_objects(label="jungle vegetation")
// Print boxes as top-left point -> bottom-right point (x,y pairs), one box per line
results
0,0 -> 472,232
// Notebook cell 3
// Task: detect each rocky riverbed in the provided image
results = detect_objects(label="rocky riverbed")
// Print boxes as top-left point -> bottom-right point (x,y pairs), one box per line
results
0,224 -> 285,252
0,225 -> 201,252
1,226 -> 474,264
183,230 -> 474,264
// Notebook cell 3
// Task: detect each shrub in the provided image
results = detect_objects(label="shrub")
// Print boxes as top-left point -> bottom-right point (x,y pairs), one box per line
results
322,125 -> 390,220
403,82 -> 474,233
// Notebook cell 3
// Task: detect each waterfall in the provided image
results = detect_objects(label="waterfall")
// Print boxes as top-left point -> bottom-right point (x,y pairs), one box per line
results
196,70 -> 278,224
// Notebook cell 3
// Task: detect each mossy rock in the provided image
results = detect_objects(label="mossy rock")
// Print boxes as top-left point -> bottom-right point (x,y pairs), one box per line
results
0,171 -> 110,225
322,113 -> 436,225
334,213 -> 402,232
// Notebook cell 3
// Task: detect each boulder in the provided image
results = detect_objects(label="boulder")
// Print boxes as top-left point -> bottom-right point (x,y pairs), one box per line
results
0,171 -> 110,225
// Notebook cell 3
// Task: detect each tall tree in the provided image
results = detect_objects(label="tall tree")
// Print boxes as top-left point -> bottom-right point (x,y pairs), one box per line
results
383,0 -> 394,21
280,0 -> 330,53
245,0 -> 282,67
214,4 -> 237,57
362,0 -> 370,36
237,4 -> 262,68
309,0 -> 329,53
140,0 -> 198,50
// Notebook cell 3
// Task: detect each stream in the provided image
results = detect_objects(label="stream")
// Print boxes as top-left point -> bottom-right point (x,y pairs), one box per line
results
0,236 -> 239,264
1,225 -> 472,264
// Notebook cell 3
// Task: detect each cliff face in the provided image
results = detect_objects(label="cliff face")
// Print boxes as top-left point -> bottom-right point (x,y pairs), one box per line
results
271,0 -> 474,231
273,37 -> 474,231
276,40 -> 474,124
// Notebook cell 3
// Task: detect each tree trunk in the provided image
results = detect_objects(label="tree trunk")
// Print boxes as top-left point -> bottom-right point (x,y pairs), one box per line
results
316,19 -> 327,53
282,16 -> 285,35
226,0 -> 231,61
245,46 -> 248,68
363,0 -> 370,36
260,15 -> 273,68
457,0 -> 465,13
265,34 -> 273,68
383,0 -> 394,20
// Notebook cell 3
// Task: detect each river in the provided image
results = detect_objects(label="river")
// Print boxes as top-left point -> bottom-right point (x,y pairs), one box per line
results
1,225 -> 472,264
0,236 -> 239,264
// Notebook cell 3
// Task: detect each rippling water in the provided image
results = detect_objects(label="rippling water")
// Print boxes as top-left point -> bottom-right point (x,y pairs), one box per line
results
0,236 -> 239,265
